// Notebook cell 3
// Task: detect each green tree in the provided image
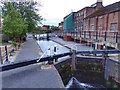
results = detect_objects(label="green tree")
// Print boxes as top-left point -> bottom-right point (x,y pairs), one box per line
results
2,2 -> 27,40
2,1 -> 43,33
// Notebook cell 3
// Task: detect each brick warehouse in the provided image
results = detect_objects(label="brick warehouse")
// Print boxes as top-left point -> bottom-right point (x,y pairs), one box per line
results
64,0 -> 120,36
74,0 -> 103,32
62,0 -> 120,84
86,1 -> 120,34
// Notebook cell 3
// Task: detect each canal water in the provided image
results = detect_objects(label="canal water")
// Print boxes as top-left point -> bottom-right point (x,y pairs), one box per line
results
36,34 -> 118,89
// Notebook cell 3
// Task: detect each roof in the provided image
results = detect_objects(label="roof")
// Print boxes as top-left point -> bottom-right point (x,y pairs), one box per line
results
86,1 -> 120,18
64,12 -> 75,19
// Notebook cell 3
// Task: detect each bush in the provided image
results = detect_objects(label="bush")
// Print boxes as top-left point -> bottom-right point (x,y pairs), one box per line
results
22,37 -> 26,41
12,41 -> 17,47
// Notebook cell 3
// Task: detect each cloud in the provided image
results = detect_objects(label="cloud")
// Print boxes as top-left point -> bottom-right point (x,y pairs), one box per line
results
38,0 -> 120,26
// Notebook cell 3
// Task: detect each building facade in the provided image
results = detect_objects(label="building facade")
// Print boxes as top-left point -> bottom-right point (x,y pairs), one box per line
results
64,12 -> 74,32
42,25 -> 50,30
64,0 -> 120,35
74,0 -> 103,32
86,1 -> 120,34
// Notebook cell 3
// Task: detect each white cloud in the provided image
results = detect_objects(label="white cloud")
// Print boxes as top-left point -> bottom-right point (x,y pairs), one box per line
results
38,0 -> 120,26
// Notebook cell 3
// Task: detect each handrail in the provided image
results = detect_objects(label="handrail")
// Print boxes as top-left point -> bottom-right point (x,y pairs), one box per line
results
0,52 -> 71,72
0,49 -> 120,72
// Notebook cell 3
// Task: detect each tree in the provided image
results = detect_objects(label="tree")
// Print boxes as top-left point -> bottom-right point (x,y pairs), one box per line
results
2,2 -> 27,40
51,26 -> 59,31
2,1 -> 43,33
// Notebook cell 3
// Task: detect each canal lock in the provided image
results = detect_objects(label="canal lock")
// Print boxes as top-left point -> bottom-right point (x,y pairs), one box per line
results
55,58 -> 120,89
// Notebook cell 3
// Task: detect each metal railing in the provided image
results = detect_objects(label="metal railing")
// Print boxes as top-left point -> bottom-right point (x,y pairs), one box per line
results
0,48 -> 120,72
54,30 -> 120,43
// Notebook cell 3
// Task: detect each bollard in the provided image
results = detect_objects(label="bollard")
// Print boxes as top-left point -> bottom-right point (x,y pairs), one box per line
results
5,46 -> 8,62
87,41 -> 90,46
54,45 -> 58,62
0,47 -> 3,64
98,45 -> 102,50
80,39 -> 82,44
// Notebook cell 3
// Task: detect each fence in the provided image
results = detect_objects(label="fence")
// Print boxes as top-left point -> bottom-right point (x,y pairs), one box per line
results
0,45 -> 15,64
55,30 -> 120,44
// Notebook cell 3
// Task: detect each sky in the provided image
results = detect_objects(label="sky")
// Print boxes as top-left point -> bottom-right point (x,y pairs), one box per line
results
37,0 -> 120,26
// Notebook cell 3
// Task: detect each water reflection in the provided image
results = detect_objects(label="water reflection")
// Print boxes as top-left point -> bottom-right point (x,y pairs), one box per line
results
37,40 -> 70,56
37,40 -> 70,63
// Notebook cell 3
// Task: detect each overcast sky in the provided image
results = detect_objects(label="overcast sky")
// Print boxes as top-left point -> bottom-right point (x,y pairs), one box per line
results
37,0 -> 120,26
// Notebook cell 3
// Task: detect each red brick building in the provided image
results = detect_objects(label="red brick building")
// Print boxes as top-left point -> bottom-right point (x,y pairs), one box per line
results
73,0 -> 120,36
86,1 -> 120,35
42,25 -> 50,30
74,0 -> 103,32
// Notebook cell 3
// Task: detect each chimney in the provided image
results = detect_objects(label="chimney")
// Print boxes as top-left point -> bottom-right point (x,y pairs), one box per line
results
96,0 -> 103,9
97,0 -> 102,3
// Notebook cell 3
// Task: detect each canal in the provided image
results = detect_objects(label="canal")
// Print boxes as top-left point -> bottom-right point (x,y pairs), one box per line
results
36,34 -> 119,89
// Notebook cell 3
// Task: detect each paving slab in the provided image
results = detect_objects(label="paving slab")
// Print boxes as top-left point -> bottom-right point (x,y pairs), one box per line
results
14,39 -> 40,63
1,64 -> 64,88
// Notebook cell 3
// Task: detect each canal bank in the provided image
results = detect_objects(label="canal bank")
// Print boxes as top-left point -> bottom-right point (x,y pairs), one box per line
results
50,36 -> 120,88
35,36 -> 107,88
1,34 -> 65,88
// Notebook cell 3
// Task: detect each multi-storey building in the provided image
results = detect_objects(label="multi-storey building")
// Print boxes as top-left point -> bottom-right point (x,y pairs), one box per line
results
86,1 -> 120,34
64,0 -> 120,35
74,0 -> 103,32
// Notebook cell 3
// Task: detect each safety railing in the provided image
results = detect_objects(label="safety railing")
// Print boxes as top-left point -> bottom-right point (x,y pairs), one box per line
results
54,30 -> 120,43
0,43 -> 21,64
0,48 -> 120,72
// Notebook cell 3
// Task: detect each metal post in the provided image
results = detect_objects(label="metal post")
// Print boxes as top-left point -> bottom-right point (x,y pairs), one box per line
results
80,30 -> 81,37
0,47 -> 3,64
116,32 -> 118,43
5,46 -> 8,62
105,31 -> 107,41
71,49 -> 76,71
96,31 -> 98,41
47,33 -> 49,41
89,31 -> 91,39
103,44 -> 109,80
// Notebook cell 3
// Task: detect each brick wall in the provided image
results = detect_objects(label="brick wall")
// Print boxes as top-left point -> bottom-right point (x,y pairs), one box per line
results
107,12 -> 118,32
87,11 -> 119,32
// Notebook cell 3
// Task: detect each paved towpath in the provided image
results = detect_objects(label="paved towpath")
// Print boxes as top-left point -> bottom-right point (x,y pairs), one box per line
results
14,35 -> 41,63
1,34 -> 65,88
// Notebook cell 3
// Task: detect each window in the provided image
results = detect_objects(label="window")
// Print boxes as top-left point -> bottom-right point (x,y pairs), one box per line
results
84,10 -> 86,18
85,26 -> 88,31
110,23 -> 117,32
90,25 -> 94,31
